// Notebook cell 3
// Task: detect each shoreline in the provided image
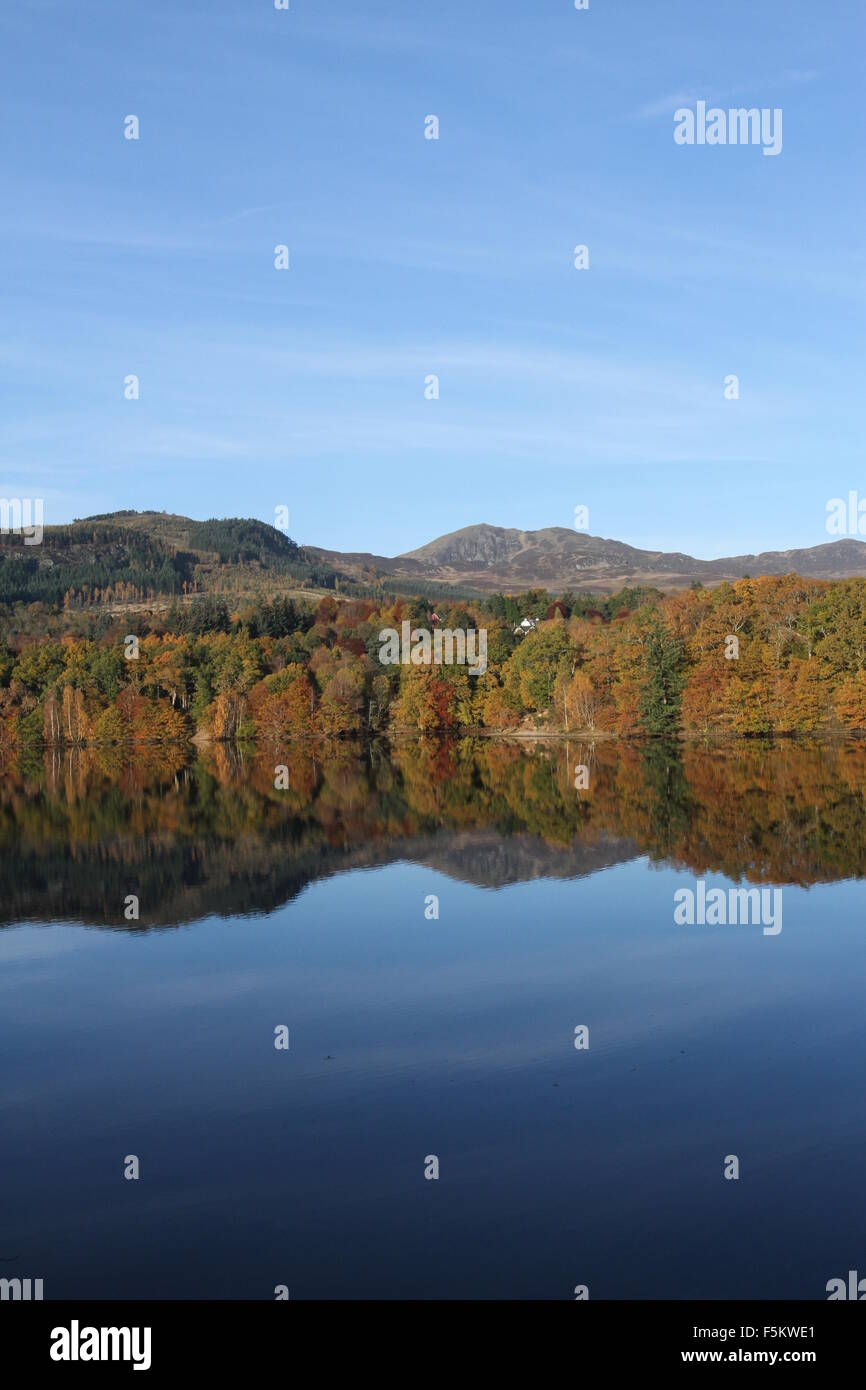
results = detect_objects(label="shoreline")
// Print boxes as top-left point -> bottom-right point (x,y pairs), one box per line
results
4,726 -> 864,752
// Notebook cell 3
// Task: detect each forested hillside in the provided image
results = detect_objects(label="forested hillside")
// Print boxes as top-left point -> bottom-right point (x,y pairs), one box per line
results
0,524 -> 195,605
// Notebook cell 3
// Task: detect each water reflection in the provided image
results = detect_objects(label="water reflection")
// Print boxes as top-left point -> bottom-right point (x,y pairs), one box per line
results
2,735 -> 865,928
3,737 -> 866,1299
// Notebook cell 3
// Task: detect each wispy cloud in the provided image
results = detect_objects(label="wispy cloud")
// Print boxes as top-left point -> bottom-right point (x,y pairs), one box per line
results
780,68 -> 820,84
632,91 -> 708,120
634,67 -> 820,121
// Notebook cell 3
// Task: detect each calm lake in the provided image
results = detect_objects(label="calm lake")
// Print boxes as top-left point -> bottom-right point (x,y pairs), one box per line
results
2,736 -> 865,1300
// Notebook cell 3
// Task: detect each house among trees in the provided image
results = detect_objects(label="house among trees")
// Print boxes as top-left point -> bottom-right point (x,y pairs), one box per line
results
512,616 -> 538,637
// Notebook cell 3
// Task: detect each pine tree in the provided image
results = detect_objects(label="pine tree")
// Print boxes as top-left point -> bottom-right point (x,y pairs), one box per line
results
638,619 -> 686,735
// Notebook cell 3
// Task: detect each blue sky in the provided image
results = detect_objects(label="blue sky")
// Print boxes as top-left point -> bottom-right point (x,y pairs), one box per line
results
1,0 -> 863,559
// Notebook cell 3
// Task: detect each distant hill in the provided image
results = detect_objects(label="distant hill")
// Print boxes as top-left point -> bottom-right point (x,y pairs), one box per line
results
309,523 -> 866,593
0,511 -> 338,606
4,512 -> 866,607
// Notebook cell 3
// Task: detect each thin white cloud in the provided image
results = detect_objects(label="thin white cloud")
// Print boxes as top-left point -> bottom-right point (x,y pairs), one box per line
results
780,68 -> 820,84
632,91 -> 707,120
634,68 -> 819,122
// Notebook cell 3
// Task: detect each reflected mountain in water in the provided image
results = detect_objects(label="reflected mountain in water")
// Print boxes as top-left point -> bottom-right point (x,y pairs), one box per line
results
2,735 -> 865,928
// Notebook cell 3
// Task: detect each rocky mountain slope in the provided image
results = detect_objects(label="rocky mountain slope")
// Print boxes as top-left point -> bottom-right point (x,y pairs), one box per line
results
5,512 -> 865,603
309,524 -> 866,593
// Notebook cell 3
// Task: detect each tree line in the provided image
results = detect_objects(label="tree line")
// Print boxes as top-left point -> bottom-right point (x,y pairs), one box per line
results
1,575 -> 866,746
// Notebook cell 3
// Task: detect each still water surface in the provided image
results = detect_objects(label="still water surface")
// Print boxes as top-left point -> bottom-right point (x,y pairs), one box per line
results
1,737 -> 865,1298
